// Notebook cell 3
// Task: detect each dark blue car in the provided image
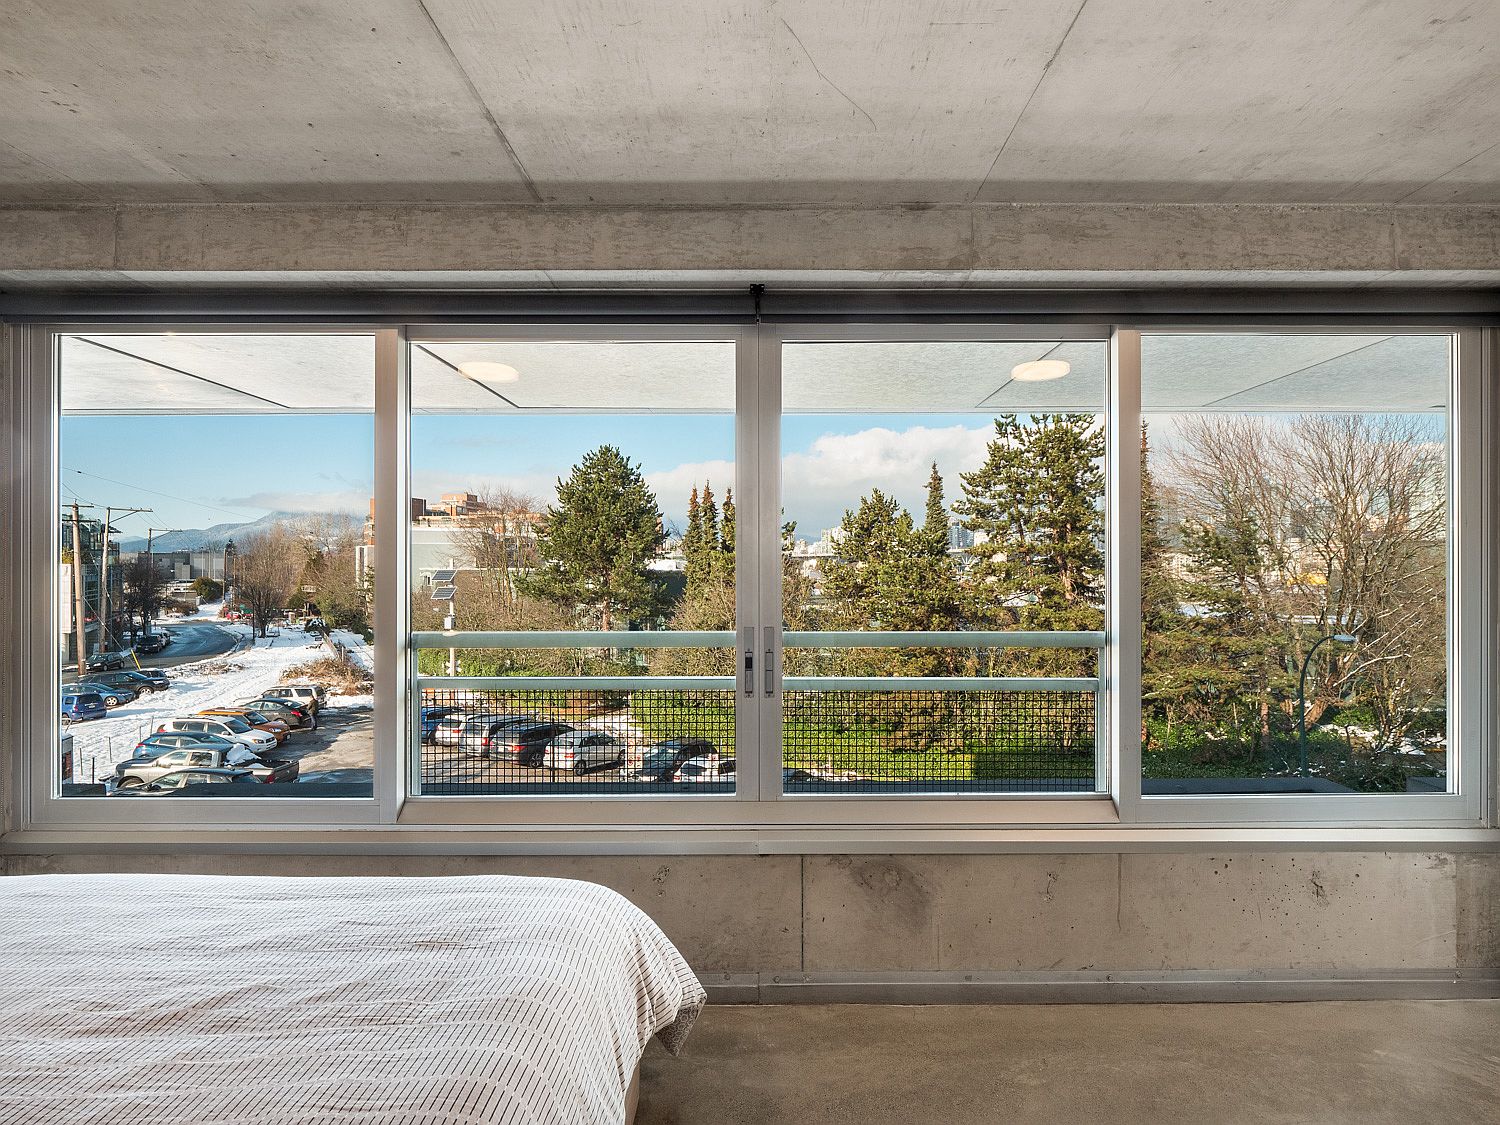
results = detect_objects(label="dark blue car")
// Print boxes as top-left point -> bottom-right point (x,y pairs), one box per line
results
60,691 -> 107,722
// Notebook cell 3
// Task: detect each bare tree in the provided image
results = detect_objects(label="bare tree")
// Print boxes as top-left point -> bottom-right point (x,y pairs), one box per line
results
446,488 -> 543,614
120,555 -> 163,640
233,525 -> 303,637
1163,412 -> 1447,749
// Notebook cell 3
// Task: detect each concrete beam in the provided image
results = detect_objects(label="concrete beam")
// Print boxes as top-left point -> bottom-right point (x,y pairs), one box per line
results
1,204 -> 1497,281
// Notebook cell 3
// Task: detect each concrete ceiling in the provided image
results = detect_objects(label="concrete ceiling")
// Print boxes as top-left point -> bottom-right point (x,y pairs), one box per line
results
59,332 -> 1450,414
3,1 -> 1499,206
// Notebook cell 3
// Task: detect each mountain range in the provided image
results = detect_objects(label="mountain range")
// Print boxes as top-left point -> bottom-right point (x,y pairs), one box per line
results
117,510 -> 361,554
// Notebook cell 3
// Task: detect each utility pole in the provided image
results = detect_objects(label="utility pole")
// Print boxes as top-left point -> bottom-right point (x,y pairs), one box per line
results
142,527 -> 179,639
67,503 -> 91,679
98,506 -> 151,655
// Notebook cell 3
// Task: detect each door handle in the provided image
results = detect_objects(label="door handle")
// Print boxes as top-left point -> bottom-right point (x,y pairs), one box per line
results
764,643 -> 775,696
742,627 -> 755,697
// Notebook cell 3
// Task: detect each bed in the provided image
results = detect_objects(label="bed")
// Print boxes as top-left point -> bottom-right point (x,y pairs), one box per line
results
0,873 -> 705,1124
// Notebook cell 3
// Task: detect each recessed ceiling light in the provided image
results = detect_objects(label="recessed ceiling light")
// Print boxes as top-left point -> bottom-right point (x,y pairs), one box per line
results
1011,359 -> 1071,382
458,360 -> 520,383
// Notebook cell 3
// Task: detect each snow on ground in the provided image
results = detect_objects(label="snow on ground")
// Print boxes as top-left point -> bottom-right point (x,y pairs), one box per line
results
64,624 -> 352,785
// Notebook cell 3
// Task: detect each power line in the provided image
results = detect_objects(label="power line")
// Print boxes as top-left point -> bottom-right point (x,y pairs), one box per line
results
60,466 -> 262,522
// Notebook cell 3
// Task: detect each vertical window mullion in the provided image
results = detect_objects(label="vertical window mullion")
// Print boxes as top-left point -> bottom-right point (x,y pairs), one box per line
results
1108,328 -> 1143,820
373,327 -> 410,821
755,325 -> 784,803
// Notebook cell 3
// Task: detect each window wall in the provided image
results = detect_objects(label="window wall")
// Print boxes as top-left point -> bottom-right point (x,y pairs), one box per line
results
777,337 -> 1108,794
406,333 -> 741,796
11,319 -> 1488,834
52,332 -> 375,802
1138,333 -> 1452,799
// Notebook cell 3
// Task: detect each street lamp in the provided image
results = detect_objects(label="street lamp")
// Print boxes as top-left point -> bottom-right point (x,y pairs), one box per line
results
1298,633 -> 1357,778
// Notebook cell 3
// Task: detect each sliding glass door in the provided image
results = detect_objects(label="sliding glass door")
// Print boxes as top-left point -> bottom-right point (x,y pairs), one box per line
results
407,328 -> 754,796
763,329 -> 1112,798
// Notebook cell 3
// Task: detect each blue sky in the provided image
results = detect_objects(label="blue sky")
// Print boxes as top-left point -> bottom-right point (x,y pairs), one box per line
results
61,411 -> 1013,541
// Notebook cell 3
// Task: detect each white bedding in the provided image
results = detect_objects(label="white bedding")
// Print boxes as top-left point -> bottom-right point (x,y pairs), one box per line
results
0,873 -> 705,1125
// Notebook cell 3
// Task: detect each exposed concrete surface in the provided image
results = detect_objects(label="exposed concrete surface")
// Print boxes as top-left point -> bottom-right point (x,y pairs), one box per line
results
0,852 -> 803,973
6,851 -> 1492,978
1,203 -> 1498,283
639,1001 -> 1500,1124
3,2 -> 1500,206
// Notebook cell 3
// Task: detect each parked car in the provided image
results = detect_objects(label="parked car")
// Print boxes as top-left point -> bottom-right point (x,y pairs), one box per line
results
89,670 -> 164,694
133,669 -> 171,691
543,730 -> 624,774
109,768 -> 264,795
198,708 -> 289,744
134,634 -> 169,654
456,714 -> 533,757
629,738 -> 717,782
60,691 -> 107,723
673,755 -> 736,784
113,743 -> 297,789
73,680 -> 137,707
261,684 -> 326,714
84,650 -> 129,672
126,731 -> 241,760
237,697 -> 315,729
483,721 -> 575,765
421,706 -> 462,744
431,711 -> 472,746
157,715 -> 278,752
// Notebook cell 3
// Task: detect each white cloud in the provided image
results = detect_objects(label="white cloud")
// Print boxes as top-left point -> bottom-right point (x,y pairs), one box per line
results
652,424 -> 994,538
218,488 -> 370,516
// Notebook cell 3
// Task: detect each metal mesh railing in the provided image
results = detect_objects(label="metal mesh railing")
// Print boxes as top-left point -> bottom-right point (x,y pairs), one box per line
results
413,628 -> 1104,796
782,688 -> 1096,793
419,685 -> 735,796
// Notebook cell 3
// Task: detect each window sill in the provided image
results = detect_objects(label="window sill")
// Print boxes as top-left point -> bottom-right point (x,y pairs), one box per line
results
4,823 -> 1499,857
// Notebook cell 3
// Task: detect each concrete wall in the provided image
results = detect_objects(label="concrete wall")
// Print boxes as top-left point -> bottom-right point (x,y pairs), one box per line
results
6,850 -> 1496,993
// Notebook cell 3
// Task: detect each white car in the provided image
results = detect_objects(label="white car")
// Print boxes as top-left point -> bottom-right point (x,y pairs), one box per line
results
156,715 -> 277,753
672,755 -> 736,784
543,731 -> 624,774
431,712 -> 472,747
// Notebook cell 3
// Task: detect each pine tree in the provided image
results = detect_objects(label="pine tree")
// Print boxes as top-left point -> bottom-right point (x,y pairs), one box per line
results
719,488 -> 735,559
955,413 -> 1105,629
922,462 -> 949,558
517,445 -> 667,631
699,483 -> 719,561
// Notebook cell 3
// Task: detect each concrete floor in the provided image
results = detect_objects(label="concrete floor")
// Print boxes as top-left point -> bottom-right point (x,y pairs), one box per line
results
639,1001 -> 1500,1124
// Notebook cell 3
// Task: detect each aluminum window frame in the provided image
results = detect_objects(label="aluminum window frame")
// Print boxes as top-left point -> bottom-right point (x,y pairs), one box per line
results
3,316 -> 1492,840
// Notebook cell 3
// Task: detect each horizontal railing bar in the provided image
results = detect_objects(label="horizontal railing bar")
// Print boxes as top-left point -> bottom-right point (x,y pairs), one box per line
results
412,629 -> 1104,650
416,675 -> 736,691
783,631 -> 1105,649
411,630 -> 735,649
783,676 -> 1098,692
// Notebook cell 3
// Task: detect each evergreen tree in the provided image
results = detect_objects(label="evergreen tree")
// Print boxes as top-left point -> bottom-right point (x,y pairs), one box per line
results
922,462 -> 949,558
517,445 -> 666,631
719,488 -> 735,559
955,413 -> 1104,629
681,486 -> 703,579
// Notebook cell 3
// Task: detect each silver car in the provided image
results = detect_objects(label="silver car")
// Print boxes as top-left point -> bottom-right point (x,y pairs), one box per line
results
543,730 -> 624,774
455,714 -> 530,756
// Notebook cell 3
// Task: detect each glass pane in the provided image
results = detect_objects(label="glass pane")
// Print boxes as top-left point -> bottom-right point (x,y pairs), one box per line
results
57,332 -> 376,799
409,337 -> 737,795
780,339 -> 1108,794
1140,333 -> 1450,796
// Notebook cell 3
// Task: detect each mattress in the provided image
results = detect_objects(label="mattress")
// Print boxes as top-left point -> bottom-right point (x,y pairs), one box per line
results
0,873 -> 705,1125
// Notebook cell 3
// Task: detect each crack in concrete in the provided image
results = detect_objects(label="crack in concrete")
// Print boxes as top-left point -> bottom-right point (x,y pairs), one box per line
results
413,0 -> 543,203
779,18 -> 877,131
973,0 -> 1092,201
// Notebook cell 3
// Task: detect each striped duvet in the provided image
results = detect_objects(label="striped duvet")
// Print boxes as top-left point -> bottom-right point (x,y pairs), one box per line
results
0,873 -> 705,1125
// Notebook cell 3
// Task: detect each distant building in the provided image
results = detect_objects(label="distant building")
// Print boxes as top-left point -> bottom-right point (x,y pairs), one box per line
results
354,493 -> 545,584
58,517 -> 122,664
